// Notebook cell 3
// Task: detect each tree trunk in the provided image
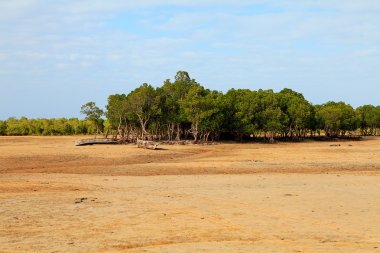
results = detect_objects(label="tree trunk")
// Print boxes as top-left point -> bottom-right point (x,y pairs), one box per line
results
205,132 -> 211,142
175,123 -> 181,141
140,121 -> 147,140
269,132 -> 275,143
167,122 -> 175,141
191,121 -> 199,142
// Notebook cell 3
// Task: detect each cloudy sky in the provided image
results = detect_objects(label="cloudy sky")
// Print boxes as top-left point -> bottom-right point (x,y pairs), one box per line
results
0,0 -> 379,119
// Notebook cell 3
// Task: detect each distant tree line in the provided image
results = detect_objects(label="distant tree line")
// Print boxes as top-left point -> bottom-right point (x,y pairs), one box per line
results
0,117 -> 99,136
1,71 -> 379,141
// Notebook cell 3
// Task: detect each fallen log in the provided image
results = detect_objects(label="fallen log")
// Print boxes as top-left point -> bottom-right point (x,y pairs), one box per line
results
75,138 -> 119,146
137,139 -> 160,150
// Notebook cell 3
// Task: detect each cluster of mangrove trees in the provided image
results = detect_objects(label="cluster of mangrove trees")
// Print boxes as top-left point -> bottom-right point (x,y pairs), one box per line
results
102,71 -> 380,142
1,71 -> 379,141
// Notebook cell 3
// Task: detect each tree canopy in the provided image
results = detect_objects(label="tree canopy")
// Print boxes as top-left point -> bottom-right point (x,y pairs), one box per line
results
80,102 -> 104,134
1,71 -> 379,141
102,71 -> 380,142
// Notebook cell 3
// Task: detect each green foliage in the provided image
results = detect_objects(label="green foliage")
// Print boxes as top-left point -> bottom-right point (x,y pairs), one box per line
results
180,83 -> 207,141
0,120 -> 6,135
198,90 -> 226,140
316,102 -> 358,137
80,102 -> 103,121
127,83 -> 160,138
101,72 -> 378,141
1,117 -> 97,136
80,101 -> 104,134
279,88 -> 313,137
223,89 -> 259,140
256,90 -> 288,140
179,85 -> 226,141
356,105 -> 380,135
159,71 -> 196,140
2,71 -> 377,140
106,94 -> 129,129
6,117 -> 29,135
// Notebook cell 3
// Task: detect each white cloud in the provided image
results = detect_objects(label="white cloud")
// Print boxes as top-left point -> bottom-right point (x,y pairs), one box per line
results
0,0 -> 379,118
0,52 -> 7,61
0,0 -> 37,19
55,63 -> 68,69
353,49 -> 378,57
15,51 -> 49,60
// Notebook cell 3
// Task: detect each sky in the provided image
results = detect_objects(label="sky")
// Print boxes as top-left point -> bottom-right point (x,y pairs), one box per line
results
0,0 -> 379,119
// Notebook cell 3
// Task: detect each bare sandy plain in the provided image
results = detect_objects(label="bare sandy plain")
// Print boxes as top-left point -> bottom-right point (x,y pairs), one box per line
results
0,136 -> 379,252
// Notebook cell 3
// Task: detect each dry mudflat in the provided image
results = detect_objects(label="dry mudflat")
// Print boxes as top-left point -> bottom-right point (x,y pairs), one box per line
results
0,136 -> 379,252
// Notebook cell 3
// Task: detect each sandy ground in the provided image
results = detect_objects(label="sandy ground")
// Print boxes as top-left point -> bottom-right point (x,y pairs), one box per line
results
0,136 -> 379,252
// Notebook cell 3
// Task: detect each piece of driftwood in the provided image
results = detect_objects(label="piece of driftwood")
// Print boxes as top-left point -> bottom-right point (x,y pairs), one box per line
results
137,139 -> 160,150
75,138 -> 119,146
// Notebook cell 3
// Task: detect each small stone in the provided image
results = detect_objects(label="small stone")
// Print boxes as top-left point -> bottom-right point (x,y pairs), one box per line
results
74,197 -> 87,204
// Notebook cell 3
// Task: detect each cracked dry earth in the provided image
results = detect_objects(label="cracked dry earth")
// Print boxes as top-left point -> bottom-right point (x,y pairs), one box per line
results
0,136 -> 379,252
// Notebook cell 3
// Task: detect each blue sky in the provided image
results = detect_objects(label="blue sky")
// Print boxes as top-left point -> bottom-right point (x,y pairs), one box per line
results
0,0 -> 379,119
